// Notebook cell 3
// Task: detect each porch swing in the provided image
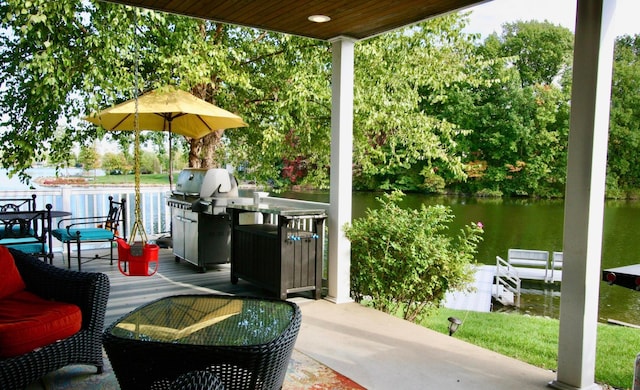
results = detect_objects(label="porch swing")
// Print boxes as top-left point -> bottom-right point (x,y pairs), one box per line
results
115,134 -> 160,276
115,9 -> 159,277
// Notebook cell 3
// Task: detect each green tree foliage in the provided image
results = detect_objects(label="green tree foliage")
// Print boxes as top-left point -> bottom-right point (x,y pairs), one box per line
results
0,1 -> 149,182
607,35 -> 640,196
0,1 -> 483,191
139,150 -> 160,174
102,152 -> 129,174
424,21 -> 573,197
77,144 -> 99,172
472,21 -> 572,197
344,191 -> 484,322
0,0 -> 335,188
498,21 -> 574,87
352,15 -> 480,192
5,2 -> 640,198
221,31 -> 332,188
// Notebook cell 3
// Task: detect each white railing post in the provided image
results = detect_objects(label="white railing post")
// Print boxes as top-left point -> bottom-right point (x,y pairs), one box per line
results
61,186 -> 72,214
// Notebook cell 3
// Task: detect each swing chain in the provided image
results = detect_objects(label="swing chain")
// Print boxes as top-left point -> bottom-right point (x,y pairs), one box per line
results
129,7 -> 147,245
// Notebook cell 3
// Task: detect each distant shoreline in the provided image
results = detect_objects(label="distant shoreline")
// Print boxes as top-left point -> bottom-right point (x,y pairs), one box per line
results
32,177 -> 166,187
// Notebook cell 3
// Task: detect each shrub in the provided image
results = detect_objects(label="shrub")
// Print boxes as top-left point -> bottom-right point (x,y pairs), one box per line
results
344,190 -> 484,322
475,188 -> 503,198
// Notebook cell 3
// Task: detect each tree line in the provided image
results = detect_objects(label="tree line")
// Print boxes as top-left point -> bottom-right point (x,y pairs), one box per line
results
76,145 -> 180,175
1,1 -> 639,198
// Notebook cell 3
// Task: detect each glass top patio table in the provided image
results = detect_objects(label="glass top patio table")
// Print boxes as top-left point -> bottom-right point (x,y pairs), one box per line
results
103,294 -> 301,390
107,294 -> 295,345
0,210 -> 70,219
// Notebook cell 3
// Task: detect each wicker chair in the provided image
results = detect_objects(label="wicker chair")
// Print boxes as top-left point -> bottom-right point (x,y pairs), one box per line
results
0,248 -> 110,389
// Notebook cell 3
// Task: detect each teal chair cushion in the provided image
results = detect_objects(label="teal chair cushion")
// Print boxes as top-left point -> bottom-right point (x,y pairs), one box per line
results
51,228 -> 114,242
0,238 -> 44,254
0,226 -> 36,238
4,243 -> 44,254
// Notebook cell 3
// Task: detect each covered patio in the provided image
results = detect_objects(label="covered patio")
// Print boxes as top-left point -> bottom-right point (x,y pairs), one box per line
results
84,0 -> 619,388
29,248 -> 556,389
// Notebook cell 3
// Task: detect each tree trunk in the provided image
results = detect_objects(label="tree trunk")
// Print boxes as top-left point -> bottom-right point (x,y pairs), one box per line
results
187,84 -> 226,169
187,130 -> 225,169
188,137 -> 202,168
201,130 -> 224,168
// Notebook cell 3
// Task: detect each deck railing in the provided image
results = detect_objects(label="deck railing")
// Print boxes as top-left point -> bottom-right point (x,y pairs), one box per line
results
2,186 -> 172,252
1,188 -> 330,256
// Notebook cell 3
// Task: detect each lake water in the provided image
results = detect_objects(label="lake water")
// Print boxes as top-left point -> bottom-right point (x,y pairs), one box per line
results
0,167 -> 105,190
275,190 -> 640,325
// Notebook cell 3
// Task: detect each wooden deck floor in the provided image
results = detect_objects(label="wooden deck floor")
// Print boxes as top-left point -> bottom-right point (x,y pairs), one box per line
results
51,247 -> 280,328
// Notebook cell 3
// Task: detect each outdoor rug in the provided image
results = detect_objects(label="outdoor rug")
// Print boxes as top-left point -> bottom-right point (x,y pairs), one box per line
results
34,349 -> 366,390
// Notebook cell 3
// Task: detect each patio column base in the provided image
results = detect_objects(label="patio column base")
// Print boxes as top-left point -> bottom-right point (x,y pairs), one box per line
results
323,296 -> 354,304
548,380 -> 602,390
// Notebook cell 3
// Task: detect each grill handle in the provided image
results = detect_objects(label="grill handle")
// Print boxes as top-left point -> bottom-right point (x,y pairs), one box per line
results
176,215 -> 198,223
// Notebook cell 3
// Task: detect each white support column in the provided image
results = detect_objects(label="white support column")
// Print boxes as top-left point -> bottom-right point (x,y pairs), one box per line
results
326,37 -> 355,304
550,1 -> 617,389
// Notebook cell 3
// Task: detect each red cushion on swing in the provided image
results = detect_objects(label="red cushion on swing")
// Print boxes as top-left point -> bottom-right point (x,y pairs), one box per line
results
117,238 -> 159,276
116,238 -> 130,262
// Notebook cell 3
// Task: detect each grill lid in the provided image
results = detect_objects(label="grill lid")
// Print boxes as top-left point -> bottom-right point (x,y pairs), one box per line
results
200,168 -> 239,199
200,168 -> 231,198
173,168 -> 208,197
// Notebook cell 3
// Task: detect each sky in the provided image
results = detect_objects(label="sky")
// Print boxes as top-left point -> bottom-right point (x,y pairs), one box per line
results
463,0 -> 640,38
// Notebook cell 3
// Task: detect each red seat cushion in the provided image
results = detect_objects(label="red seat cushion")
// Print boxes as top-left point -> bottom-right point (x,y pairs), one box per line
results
0,245 -> 25,300
0,290 -> 82,358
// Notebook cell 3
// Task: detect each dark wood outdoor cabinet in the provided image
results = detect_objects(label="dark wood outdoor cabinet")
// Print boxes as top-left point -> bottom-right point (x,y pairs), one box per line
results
227,205 -> 326,300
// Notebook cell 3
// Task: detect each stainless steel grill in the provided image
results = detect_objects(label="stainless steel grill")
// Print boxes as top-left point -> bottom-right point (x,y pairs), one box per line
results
167,168 -> 248,272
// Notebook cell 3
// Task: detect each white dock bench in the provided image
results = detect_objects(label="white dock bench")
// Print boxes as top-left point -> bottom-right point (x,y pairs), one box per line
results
508,248 -> 551,283
548,251 -> 563,282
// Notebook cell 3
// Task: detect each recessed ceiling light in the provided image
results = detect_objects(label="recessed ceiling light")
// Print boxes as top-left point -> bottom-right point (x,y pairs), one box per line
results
308,14 -> 331,23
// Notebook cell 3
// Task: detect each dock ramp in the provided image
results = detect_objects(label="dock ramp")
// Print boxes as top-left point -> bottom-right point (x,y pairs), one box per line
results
443,265 -> 495,312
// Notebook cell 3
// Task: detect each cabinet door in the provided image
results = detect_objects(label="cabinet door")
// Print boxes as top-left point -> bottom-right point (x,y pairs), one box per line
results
198,214 -> 231,264
183,210 -> 199,263
171,208 -> 185,258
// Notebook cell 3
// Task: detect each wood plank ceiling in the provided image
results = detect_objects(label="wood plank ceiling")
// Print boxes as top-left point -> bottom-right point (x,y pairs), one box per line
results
103,0 -> 490,41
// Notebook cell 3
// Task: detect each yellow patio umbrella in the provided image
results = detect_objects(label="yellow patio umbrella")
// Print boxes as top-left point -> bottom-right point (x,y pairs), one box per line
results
85,87 -> 248,138
84,86 -> 248,187
85,86 -> 248,260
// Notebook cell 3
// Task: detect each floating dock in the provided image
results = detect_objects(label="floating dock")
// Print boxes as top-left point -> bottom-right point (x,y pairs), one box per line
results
443,260 -> 563,313
443,265 -> 495,312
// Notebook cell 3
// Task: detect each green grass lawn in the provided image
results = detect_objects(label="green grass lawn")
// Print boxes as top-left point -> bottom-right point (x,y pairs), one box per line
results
91,173 -> 174,185
422,308 -> 640,389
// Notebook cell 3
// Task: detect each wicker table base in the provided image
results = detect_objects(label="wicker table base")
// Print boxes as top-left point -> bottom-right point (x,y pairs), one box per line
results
103,294 -> 301,390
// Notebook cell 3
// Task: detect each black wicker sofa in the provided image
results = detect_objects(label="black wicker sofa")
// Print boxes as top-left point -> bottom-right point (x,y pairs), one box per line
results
0,246 -> 110,389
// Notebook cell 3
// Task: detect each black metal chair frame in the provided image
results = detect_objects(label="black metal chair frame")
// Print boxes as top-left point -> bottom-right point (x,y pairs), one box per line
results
54,196 -> 127,270
0,248 -> 110,389
0,203 -> 54,263
0,194 -> 37,213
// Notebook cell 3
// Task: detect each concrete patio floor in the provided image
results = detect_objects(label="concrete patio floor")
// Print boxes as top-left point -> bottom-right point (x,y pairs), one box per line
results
33,247 -> 556,389
294,298 -> 556,389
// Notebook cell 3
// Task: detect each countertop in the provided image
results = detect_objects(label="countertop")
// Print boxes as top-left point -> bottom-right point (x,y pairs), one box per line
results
226,203 -> 326,217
